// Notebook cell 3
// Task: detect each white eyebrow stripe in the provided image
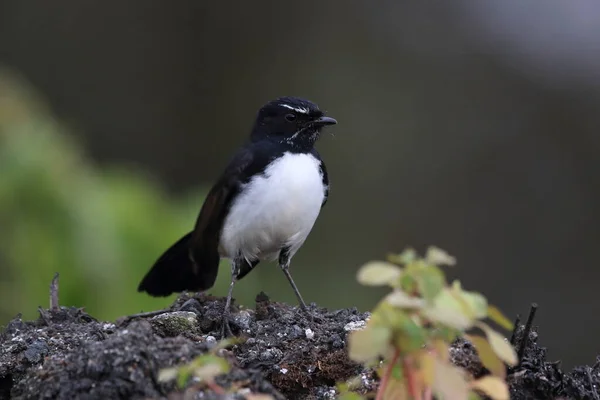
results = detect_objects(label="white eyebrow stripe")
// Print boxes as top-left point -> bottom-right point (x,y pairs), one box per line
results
280,104 -> 310,114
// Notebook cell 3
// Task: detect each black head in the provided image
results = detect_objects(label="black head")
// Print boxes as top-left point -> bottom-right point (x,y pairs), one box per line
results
250,97 -> 337,150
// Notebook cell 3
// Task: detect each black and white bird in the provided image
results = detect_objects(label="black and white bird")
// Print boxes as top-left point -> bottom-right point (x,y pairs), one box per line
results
138,96 -> 337,336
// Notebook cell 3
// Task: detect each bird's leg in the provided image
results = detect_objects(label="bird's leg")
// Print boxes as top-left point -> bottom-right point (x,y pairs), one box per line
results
220,258 -> 240,339
279,247 -> 312,320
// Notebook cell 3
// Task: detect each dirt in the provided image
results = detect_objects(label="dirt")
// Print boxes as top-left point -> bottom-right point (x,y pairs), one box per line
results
1,293 -> 599,399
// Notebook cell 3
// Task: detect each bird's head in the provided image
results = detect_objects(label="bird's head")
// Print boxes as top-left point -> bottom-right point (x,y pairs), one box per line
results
251,97 -> 337,150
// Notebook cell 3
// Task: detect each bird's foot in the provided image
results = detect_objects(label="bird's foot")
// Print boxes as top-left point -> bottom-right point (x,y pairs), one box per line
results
219,316 -> 234,339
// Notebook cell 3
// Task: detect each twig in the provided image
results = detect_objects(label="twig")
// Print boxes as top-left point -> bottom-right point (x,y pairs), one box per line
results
518,303 -> 538,363
376,349 -> 400,400
116,308 -> 171,326
509,314 -> 521,346
50,273 -> 59,310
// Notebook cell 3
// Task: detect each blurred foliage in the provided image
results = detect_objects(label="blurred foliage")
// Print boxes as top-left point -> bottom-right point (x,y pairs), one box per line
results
343,247 -> 516,400
0,69 -> 253,323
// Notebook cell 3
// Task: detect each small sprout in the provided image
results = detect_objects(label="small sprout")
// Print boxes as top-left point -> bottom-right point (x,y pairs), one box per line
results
471,376 -> 510,400
347,247 -> 516,400
357,261 -> 401,286
157,339 -> 233,390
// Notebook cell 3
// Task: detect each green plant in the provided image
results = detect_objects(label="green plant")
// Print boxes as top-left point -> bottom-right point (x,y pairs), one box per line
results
158,340 -> 233,393
344,247 -> 517,400
158,338 -> 274,399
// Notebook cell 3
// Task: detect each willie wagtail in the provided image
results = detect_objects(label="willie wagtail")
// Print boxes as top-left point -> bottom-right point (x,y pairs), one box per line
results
138,96 -> 337,336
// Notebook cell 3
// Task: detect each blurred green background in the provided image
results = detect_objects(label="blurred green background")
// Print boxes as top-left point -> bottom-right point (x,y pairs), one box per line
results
2,1 -> 600,369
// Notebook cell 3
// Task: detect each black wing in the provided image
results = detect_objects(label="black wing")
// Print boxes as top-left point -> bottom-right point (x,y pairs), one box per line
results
138,145 -> 261,296
188,146 -> 257,282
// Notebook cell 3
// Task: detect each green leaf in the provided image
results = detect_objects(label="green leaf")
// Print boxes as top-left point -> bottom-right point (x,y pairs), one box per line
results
391,363 -> 404,380
471,376 -> 510,400
387,248 -> 417,265
337,393 -> 365,400
425,246 -> 456,266
399,274 -> 417,294
477,322 -> 518,366
466,334 -> 506,378
348,324 -> 392,363
450,281 -> 488,320
176,368 -> 192,388
357,261 -> 401,286
413,264 -> 446,302
487,305 -> 514,331
394,315 -> 427,353
422,288 -> 475,330
468,392 -> 483,400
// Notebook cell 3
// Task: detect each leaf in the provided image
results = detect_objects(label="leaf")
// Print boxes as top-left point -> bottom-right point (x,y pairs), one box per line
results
394,315 -> 427,353
431,358 -> 469,400
422,288 -> 475,330
336,393 -> 365,400
157,367 -> 179,383
468,392 -> 483,400
348,324 -> 391,363
412,264 -> 446,302
449,281 -> 488,319
487,305 -> 514,331
382,378 -> 409,400
425,246 -> 456,266
477,322 -> 518,366
431,339 -> 450,362
466,334 -> 506,378
192,363 -> 227,381
176,368 -> 192,388
357,261 -> 401,286
385,289 -> 425,309
212,337 -> 241,351
471,376 -> 510,400
245,395 -> 276,400
417,351 -> 436,386
387,248 -> 417,265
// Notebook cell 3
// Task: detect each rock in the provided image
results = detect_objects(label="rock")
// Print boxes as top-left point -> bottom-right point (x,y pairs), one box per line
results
150,311 -> 199,337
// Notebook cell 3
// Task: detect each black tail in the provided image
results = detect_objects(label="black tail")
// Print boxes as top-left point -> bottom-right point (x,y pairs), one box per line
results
137,232 -> 219,297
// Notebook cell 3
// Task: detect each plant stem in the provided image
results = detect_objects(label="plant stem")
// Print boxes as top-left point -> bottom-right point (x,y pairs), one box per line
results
403,356 -> 419,400
376,349 -> 400,400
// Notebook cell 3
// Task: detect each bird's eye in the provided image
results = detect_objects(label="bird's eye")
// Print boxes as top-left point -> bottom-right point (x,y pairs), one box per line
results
285,113 -> 296,122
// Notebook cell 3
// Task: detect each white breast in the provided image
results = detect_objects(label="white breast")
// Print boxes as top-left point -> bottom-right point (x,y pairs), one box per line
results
219,152 -> 326,263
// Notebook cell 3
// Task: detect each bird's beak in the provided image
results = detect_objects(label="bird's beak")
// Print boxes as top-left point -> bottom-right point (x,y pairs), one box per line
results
313,116 -> 337,126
